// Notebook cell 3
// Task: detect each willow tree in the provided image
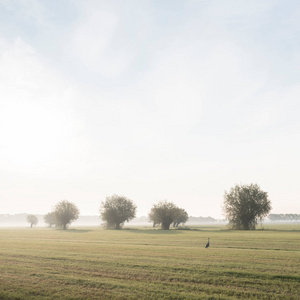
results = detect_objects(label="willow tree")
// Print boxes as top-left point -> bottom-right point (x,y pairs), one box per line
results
223,183 -> 271,230
100,195 -> 136,229
27,214 -> 38,228
148,201 -> 186,230
54,200 -> 79,230
44,211 -> 56,227
173,208 -> 189,227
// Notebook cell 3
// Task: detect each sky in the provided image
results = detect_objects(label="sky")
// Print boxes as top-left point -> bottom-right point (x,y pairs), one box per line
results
0,0 -> 300,219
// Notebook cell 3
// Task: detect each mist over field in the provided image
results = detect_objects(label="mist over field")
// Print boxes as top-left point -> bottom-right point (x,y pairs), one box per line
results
0,214 -> 222,227
1,213 -> 299,228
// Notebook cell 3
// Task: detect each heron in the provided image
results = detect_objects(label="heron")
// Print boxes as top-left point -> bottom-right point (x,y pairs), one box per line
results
205,238 -> 210,248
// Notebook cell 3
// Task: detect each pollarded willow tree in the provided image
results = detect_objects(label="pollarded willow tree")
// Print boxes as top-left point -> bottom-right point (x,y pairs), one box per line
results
173,207 -> 189,227
223,183 -> 271,230
54,200 -> 79,230
44,211 -> 56,227
100,195 -> 137,229
27,214 -> 38,228
149,201 -> 188,230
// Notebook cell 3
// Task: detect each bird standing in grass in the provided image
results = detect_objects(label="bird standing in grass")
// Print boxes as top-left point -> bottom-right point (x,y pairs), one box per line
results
205,238 -> 210,248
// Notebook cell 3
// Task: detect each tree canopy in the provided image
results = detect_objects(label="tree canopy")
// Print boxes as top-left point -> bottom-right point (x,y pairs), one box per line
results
223,183 -> 271,230
54,200 -> 79,230
44,211 -> 57,227
148,201 -> 188,230
26,214 -> 38,228
100,195 -> 137,229
173,207 -> 189,227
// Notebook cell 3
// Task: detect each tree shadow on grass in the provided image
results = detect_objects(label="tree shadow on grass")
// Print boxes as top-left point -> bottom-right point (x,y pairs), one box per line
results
123,226 -> 228,233
62,229 -> 93,233
123,228 -> 183,234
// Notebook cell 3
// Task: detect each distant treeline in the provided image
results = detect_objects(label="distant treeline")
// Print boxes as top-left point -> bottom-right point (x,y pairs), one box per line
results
0,214 -> 31,225
129,216 -> 218,224
268,214 -> 300,221
187,216 -> 217,224
0,214 -> 218,226
2,214 -> 300,226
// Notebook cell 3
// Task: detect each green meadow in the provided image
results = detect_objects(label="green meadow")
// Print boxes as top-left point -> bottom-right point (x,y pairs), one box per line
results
0,224 -> 299,299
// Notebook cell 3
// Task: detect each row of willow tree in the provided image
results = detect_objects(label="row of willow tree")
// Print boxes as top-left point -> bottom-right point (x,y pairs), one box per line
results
27,183 -> 272,230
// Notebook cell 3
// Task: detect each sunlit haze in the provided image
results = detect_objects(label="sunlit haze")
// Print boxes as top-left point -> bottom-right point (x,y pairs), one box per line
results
1,0 -> 300,219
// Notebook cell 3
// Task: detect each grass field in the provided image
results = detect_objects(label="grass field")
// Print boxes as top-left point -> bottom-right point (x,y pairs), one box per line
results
0,224 -> 299,299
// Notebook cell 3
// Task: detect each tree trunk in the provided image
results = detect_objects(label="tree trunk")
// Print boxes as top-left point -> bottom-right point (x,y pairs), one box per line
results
161,222 -> 171,230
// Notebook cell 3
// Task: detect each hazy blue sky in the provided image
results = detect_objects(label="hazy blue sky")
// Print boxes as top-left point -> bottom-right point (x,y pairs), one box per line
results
0,0 -> 299,218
